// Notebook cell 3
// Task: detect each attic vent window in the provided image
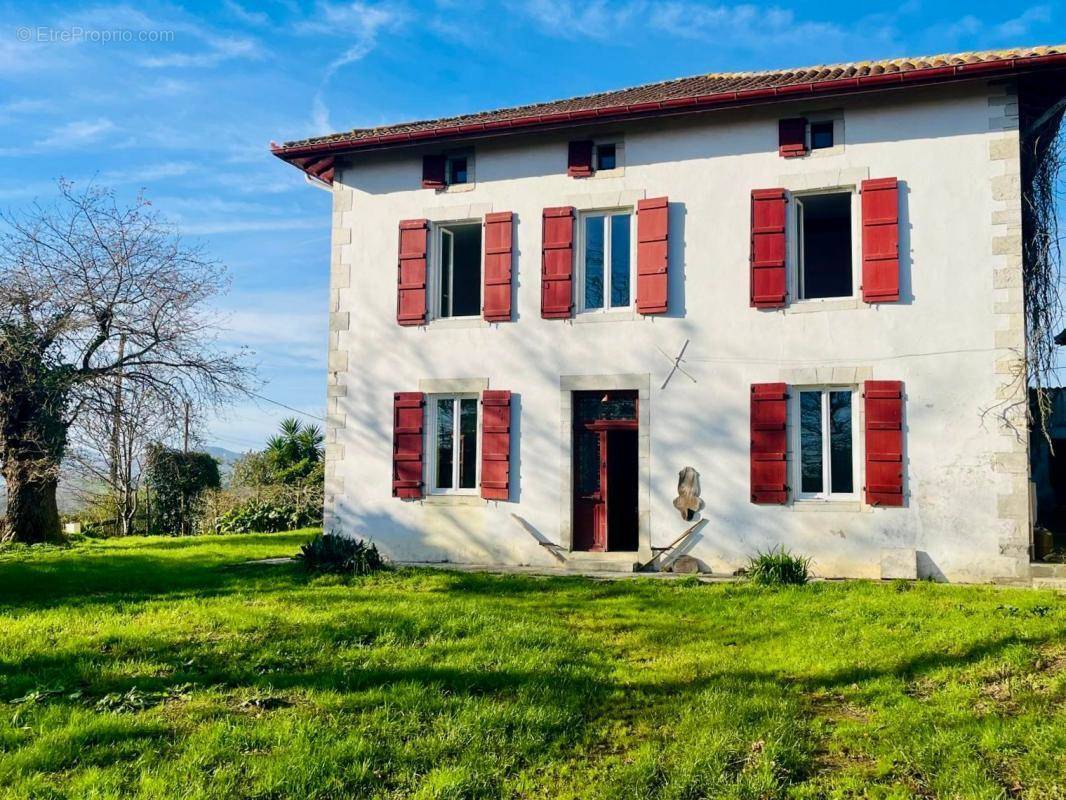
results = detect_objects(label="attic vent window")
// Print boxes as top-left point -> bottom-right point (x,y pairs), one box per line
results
596,143 -> 617,171
447,155 -> 469,185
810,121 -> 834,150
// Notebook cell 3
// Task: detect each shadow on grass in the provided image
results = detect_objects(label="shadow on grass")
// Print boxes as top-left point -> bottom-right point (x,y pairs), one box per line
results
0,533 -> 313,612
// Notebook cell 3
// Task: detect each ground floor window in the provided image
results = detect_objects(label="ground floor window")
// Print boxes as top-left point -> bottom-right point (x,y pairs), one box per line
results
427,395 -> 478,493
796,387 -> 855,499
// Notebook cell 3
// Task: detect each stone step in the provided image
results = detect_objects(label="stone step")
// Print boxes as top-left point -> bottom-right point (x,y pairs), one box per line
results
564,554 -> 640,573
1030,562 -> 1066,579
1032,578 -> 1066,591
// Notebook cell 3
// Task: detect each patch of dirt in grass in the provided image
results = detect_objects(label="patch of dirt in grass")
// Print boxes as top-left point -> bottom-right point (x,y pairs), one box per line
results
977,644 -> 1066,715
805,693 -> 877,779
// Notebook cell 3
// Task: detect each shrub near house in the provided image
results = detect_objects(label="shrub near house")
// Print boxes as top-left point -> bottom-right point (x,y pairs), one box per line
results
202,418 -> 324,534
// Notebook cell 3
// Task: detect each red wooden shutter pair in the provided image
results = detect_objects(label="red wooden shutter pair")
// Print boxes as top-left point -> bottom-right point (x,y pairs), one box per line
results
392,392 -> 425,498
778,118 -> 807,158
636,197 -> 669,314
483,212 -> 513,322
749,180 -> 900,307
541,200 -> 670,318
750,383 -> 789,504
860,179 -> 901,303
481,390 -> 512,500
391,391 -> 512,501
748,380 -> 904,507
397,215 -> 514,325
422,155 -> 445,189
567,141 -> 593,177
397,219 -> 428,325
864,380 -> 904,506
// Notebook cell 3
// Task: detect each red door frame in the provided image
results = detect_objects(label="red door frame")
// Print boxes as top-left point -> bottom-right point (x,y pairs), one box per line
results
572,394 -> 638,552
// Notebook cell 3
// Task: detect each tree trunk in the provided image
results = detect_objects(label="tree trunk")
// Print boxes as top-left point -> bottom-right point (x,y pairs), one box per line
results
0,335 -> 71,544
3,468 -> 61,543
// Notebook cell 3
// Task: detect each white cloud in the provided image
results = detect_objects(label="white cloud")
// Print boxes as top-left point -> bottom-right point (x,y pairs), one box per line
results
995,5 -> 1051,39
179,217 -> 326,235
139,34 -> 262,68
516,0 -> 643,40
225,0 -> 271,27
34,118 -> 116,148
100,161 -> 197,184
298,1 -> 408,134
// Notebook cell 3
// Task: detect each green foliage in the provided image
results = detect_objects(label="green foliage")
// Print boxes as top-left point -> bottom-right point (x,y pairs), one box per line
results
214,486 -> 323,534
296,533 -> 384,575
199,416 -> 324,536
260,417 -> 324,486
3,533 -> 1065,799
144,444 -> 221,534
745,545 -> 812,586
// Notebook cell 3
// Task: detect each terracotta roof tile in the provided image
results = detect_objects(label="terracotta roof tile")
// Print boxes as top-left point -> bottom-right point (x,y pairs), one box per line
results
274,44 -> 1066,167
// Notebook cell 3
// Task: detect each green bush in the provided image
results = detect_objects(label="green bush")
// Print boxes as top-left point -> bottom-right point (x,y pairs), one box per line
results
745,546 -> 811,586
215,496 -> 321,534
296,533 -> 384,575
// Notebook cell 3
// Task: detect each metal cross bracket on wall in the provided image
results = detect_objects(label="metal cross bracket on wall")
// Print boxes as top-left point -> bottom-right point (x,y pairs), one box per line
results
657,339 -> 697,390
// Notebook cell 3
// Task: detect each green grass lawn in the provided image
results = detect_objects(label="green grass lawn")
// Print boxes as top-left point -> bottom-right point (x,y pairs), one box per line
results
1,531 -> 1065,799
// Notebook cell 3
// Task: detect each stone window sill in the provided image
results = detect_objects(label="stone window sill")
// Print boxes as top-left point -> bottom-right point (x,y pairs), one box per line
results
423,494 -> 486,507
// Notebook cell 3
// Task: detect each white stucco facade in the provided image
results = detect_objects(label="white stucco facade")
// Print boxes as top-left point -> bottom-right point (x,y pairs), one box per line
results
322,79 -> 1031,583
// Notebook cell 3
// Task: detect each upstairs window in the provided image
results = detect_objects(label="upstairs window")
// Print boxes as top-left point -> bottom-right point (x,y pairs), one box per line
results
427,395 -> 479,493
796,191 -> 853,300
796,388 -> 855,500
433,222 -> 481,318
577,209 -> 632,312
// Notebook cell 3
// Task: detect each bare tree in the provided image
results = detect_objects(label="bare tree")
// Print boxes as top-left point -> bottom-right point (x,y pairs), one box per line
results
0,181 -> 251,543
67,380 -> 188,536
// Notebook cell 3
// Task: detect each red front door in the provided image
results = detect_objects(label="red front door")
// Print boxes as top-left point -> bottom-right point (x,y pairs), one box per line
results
572,391 -> 638,552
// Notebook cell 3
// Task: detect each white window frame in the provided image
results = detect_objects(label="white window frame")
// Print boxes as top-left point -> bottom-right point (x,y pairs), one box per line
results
425,393 -> 481,495
575,207 -> 636,314
429,219 -> 482,321
790,187 -> 861,304
792,385 -> 860,502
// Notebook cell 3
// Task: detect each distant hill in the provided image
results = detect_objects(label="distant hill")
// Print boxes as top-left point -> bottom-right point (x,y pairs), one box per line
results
205,445 -> 245,467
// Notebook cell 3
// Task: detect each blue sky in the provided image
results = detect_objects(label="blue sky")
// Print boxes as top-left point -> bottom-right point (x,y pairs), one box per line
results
0,0 -> 1061,452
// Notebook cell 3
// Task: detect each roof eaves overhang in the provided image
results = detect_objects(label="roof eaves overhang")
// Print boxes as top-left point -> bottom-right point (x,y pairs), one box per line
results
271,52 -> 1066,185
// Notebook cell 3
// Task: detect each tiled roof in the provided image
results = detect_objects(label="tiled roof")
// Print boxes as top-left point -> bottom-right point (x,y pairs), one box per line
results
272,44 -> 1066,179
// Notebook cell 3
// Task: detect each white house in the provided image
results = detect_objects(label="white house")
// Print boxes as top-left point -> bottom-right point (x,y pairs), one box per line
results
273,45 -> 1066,584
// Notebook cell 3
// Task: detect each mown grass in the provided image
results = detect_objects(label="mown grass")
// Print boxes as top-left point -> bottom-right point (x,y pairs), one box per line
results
1,531 -> 1064,799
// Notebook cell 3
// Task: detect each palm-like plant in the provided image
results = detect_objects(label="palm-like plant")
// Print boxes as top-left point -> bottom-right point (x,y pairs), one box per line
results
265,418 -> 324,484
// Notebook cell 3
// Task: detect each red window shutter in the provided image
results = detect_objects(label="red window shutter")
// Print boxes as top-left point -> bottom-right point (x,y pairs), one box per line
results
567,141 -> 593,177
392,392 -> 424,499
422,155 -> 445,189
864,380 -> 904,507
778,118 -> 807,158
636,196 -> 669,314
397,219 -> 428,326
541,206 -> 574,319
861,178 -> 900,303
481,390 -> 511,501
750,383 -> 788,504
483,212 -> 513,322
750,189 -> 787,308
